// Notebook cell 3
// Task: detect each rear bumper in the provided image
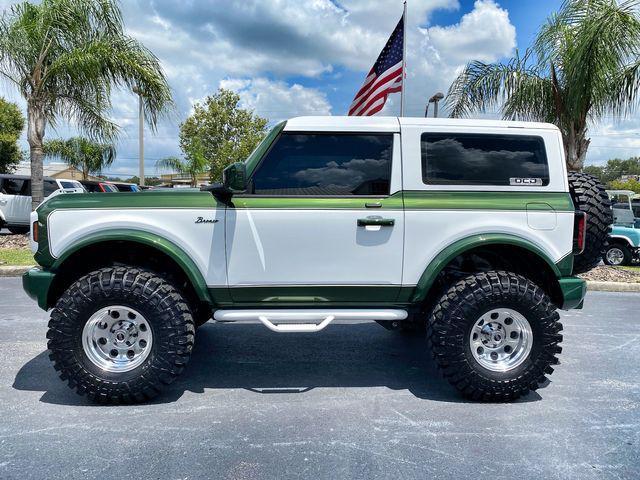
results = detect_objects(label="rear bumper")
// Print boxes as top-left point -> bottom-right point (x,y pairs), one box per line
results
558,276 -> 587,310
22,267 -> 55,311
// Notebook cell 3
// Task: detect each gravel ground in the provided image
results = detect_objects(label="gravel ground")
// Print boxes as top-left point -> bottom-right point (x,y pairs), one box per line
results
0,231 -> 29,249
579,265 -> 640,283
0,277 -> 638,480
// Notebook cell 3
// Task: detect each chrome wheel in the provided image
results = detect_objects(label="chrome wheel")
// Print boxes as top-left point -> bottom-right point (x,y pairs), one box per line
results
606,247 -> 625,266
469,308 -> 532,372
82,306 -> 153,373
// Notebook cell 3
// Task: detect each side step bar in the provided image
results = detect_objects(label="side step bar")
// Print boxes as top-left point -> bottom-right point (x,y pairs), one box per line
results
213,309 -> 408,333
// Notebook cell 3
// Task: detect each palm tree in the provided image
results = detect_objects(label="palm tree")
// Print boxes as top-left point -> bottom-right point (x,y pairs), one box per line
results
0,0 -> 172,208
445,0 -> 640,171
44,137 -> 115,180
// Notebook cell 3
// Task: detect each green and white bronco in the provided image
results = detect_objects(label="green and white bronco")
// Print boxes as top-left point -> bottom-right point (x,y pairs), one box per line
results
23,116 -> 612,403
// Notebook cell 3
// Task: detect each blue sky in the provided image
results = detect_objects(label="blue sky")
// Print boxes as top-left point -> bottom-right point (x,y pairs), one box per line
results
1,0 -> 638,177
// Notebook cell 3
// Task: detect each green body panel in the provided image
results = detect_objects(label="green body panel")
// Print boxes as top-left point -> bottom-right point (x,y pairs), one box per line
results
558,277 -> 587,310
210,285 -> 414,307
49,229 -> 212,305
402,191 -> 574,211
410,233 -> 563,303
555,253 -> 575,277
232,192 -> 403,210
22,268 -> 56,310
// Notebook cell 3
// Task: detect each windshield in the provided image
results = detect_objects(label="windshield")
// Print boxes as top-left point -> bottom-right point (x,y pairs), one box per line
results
60,181 -> 83,190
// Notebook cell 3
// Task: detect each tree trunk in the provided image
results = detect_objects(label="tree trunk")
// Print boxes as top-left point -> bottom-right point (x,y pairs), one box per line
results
563,126 -> 591,172
27,102 -> 47,210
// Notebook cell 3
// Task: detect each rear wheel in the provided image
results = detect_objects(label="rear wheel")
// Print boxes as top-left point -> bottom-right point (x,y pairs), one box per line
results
47,266 -> 195,403
567,172 -> 613,274
603,243 -> 632,266
427,271 -> 562,401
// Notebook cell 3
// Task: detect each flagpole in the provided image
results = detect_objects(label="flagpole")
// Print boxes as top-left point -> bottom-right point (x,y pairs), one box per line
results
400,0 -> 407,117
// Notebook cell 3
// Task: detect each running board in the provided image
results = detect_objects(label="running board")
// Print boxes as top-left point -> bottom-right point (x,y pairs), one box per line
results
213,309 -> 408,333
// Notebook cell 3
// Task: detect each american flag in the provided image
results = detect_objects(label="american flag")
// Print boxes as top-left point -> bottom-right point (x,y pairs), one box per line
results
348,14 -> 404,116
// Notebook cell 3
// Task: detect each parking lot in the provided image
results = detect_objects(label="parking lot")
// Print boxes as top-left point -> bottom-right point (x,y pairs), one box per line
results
0,277 -> 638,479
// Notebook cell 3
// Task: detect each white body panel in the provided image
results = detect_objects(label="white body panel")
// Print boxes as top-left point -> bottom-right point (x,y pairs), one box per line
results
47,208 -> 227,286
225,208 -> 404,286
402,210 -> 574,285
0,192 -> 30,225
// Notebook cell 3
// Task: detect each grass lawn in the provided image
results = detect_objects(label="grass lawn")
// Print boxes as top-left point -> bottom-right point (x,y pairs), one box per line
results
619,265 -> 640,272
0,248 -> 35,266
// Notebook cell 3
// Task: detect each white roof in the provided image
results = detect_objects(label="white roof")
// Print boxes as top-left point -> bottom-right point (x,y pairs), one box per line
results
284,116 -> 559,132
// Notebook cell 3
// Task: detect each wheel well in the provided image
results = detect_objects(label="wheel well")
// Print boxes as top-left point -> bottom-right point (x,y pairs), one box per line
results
47,240 -> 210,314
423,244 -> 564,311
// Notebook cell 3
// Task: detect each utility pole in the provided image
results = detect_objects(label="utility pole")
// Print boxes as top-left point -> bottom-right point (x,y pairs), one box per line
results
134,88 -> 145,186
425,92 -> 444,118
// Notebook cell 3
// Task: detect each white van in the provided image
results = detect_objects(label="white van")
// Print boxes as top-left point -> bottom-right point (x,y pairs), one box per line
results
0,174 -> 85,233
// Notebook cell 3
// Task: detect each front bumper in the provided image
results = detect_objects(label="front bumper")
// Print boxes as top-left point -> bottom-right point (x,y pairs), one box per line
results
22,268 -> 55,311
558,276 -> 587,310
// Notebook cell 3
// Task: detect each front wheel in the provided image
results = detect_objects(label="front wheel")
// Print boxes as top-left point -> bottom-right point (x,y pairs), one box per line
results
603,244 -> 632,266
427,271 -> 563,401
47,267 -> 195,403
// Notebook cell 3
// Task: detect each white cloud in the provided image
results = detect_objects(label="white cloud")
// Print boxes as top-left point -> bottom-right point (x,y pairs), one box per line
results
428,0 -> 516,63
219,78 -> 332,121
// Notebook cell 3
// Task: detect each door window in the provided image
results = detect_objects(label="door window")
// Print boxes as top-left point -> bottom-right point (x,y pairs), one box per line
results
250,133 -> 393,196
2,178 -> 26,196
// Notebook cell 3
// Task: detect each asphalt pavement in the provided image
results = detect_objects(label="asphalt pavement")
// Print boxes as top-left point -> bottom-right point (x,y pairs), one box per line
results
0,277 -> 638,479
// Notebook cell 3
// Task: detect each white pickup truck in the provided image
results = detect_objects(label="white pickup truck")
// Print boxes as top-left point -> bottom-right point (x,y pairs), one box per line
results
0,174 -> 84,233
22,116 -> 611,403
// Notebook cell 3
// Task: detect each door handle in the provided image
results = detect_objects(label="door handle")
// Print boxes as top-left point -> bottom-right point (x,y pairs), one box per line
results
357,216 -> 395,227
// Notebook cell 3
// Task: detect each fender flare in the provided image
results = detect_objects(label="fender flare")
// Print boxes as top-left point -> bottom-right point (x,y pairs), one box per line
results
410,233 -> 563,303
609,234 -> 636,248
50,228 -> 213,304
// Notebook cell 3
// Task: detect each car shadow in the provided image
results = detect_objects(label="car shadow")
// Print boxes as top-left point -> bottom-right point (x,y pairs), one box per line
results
12,322 -> 543,406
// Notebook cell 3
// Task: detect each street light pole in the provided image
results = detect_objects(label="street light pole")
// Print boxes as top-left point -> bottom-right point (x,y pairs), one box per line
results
138,92 -> 145,186
426,92 -> 445,118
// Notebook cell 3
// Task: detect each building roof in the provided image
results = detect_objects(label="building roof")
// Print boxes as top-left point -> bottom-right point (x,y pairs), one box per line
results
283,116 -> 559,132
13,162 -> 100,181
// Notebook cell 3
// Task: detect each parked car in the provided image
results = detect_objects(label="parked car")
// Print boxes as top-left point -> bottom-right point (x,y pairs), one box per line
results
111,182 -> 140,192
0,174 -> 84,233
81,180 -> 119,193
603,190 -> 640,265
23,116 -> 612,404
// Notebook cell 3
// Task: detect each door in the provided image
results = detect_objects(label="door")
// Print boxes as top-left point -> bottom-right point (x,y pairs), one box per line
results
225,131 -> 404,304
2,178 -> 30,225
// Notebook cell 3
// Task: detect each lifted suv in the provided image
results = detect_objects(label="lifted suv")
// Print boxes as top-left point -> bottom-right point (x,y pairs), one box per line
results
23,116 -> 611,403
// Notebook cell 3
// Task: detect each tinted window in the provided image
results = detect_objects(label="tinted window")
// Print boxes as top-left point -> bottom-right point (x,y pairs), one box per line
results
3,178 -> 26,195
421,133 -> 549,186
44,180 -> 58,196
250,133 -> 393,196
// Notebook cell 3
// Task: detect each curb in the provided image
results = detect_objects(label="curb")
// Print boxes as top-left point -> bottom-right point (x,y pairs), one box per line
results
586,280 -> 640,293
1,265 -> 640,292
0,265 -> 32,277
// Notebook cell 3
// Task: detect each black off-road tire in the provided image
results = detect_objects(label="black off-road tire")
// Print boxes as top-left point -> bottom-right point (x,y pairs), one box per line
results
7,226 -> 29,234
426,271 -> 563,401
47,266 -> 195,403
567,172 -> 612,274
603,243 -> 632,266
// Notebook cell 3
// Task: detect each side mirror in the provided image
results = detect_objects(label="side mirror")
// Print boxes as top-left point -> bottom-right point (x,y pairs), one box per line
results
223,162 -> 247,191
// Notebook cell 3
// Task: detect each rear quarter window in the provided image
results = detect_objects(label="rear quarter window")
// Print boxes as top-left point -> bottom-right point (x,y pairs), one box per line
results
421,133 -> 550,186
